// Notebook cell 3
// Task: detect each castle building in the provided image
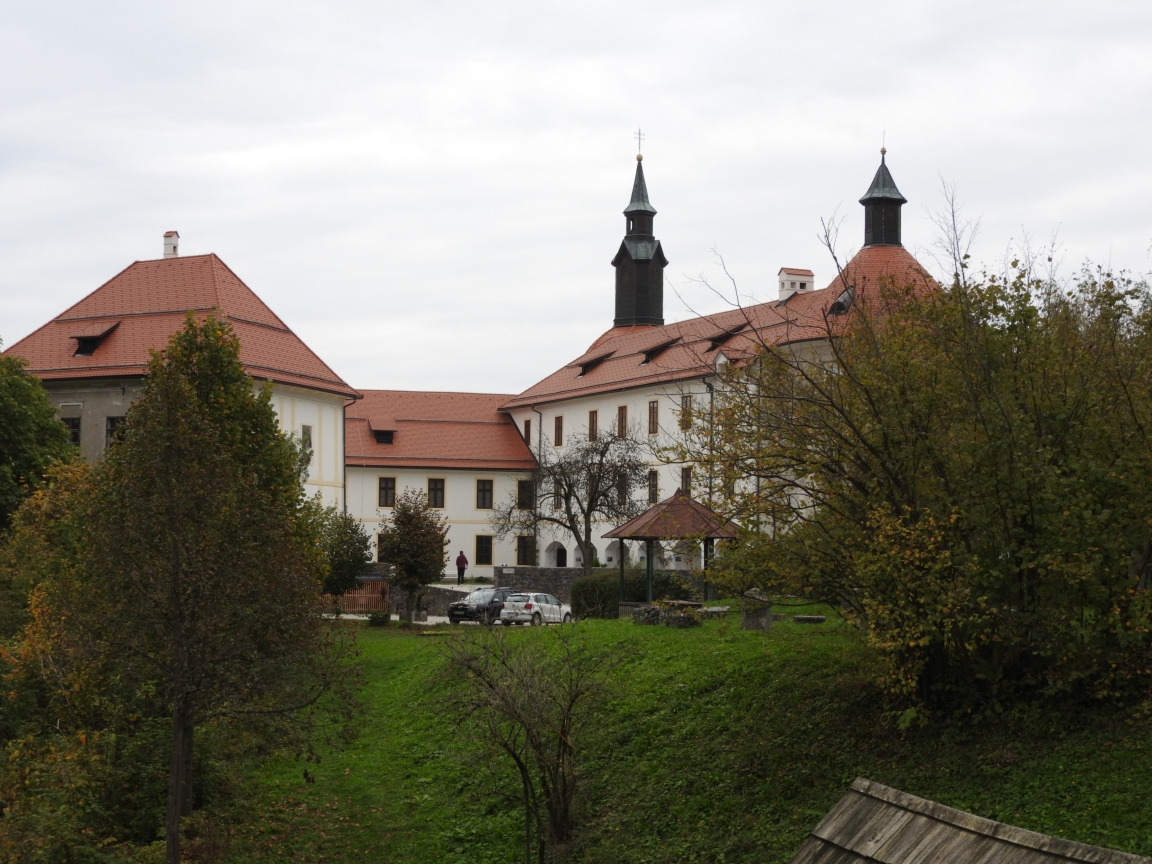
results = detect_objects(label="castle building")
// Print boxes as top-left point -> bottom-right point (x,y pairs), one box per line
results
2,246 -> 357,508
4,150 -> 932,577
494,149 -> 930,570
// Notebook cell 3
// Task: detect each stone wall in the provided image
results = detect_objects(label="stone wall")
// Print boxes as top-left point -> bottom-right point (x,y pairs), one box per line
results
388,584 -> 465,617
490,566 -> 586,603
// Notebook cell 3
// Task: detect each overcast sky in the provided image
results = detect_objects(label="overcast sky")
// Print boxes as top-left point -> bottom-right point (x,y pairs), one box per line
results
2,1 -> 1150,395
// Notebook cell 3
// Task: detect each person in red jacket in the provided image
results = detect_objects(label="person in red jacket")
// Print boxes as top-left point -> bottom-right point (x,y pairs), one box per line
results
455,551 -> 468,585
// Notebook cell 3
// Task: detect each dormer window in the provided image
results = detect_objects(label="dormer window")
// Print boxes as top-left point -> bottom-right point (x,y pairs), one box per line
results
829,286 -> 856,316
374,430 -> 394,445
74,337 -> 101,356
70,321 -> 120,356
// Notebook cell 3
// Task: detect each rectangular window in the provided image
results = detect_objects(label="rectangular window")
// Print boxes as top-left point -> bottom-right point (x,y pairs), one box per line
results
617,405 -> 627,437
588,410 -> 598,442
617,472 -> 628,506
476,479 -> 493,509
62,417 -> 81,446
680,394 -> 693,430
378,477 -> 396,508
105,416 -> 125,450
552,480 -> 562,510
517,479 -> 534,510
681,466 -> 693,496
516,536 -> 535,566
648,400 -> 659,435
554,415 -> 563,446
301,424 -> 313,450
377,534 -> 388,563
475,535 -> 493,566
523,418 -> 532,444
428,478 -> 445,508
648,469 -> 659,504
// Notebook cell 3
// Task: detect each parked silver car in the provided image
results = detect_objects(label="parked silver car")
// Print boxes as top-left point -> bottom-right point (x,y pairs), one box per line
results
499,592 -> 573,626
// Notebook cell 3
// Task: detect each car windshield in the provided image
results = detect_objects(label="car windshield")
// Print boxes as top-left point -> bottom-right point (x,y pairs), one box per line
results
508,594 -> 530,602
467,589 -> 495,603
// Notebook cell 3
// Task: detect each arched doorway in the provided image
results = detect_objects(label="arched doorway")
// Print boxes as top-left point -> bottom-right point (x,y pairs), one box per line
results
544,540 -> 568,568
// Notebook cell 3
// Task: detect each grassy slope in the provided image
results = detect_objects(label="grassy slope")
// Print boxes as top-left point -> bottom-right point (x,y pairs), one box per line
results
224,611 -> 1152,863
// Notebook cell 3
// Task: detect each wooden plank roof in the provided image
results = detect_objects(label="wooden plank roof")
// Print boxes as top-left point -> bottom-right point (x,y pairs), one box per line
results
602,489 -> 739,540
790,778 -> 1151,864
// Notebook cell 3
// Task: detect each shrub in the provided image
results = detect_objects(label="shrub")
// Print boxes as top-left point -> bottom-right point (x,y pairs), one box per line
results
571,567 -> 692,618
367,611 -> 391,628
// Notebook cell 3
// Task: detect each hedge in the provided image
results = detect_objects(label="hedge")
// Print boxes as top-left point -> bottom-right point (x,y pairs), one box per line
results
570,567 -> 693,619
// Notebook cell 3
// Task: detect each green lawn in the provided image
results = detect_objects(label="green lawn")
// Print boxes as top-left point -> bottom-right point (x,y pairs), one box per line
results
220,610 -> 1152,863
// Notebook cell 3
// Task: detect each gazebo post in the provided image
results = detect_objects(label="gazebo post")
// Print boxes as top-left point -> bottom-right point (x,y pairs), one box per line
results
619,539 -> 626,604
645,539 -> 654,603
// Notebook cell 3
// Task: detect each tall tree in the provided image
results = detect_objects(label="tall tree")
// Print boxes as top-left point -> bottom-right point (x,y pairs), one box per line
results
14,314 -> 356,863
0,344 -> 73,532
377,488 -> 448,623
490,432 -> 650,576
682,264 -> 1152,718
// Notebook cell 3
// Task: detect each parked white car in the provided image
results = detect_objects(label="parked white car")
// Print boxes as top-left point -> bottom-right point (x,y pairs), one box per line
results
499,593 -> 573,626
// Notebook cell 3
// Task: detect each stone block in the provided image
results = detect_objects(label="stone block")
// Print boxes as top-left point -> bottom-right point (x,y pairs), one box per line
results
793,615 -> 826,624
741,606 -> 774,631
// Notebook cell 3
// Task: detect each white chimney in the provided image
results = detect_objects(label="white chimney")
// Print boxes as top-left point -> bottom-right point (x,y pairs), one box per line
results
163,231 -> 180,258
778,267 -> 815,301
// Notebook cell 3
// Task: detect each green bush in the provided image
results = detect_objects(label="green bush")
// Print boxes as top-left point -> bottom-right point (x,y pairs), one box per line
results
366,611 -> 391,628
571,567 -> 692,619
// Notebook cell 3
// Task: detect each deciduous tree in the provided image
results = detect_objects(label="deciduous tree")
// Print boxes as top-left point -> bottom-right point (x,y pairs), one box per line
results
6,314 -> 357,863
0,344 -> 73,532
685,263 -> 1152,719
377,488 -> 448,622
441,626 -> 627,863
491,432 -> 650,576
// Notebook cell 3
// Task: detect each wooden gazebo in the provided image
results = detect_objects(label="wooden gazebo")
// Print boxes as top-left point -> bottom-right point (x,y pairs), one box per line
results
604,489 -> 738,603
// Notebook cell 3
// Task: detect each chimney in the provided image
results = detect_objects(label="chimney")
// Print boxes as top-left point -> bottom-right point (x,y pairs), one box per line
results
778,267 -> 814,301
163,231 -> 180,258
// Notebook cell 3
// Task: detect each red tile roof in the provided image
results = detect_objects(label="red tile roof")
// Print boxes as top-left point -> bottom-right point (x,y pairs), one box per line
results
3,254 -> 358,398
347,390 -> 537,472
502,244 -> 934,409
603,489 -> 739,540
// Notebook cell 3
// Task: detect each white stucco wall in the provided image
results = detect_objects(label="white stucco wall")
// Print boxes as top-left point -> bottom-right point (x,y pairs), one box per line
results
345,466 -> 529,578
502,377 -> 716,570
269,383 -> 346,509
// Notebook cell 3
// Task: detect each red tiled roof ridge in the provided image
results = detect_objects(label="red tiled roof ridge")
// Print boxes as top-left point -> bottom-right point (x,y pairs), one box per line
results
4,253 -> 358,398
356,388 -> 516,398
501,245 -> 936,410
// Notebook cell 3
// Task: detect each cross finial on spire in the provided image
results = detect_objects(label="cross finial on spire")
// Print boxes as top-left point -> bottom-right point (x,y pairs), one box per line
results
635,127 -> 645,155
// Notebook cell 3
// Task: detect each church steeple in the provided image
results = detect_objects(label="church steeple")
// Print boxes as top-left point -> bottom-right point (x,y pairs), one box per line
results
859,148 -> 906,246
612,155 -> 667,327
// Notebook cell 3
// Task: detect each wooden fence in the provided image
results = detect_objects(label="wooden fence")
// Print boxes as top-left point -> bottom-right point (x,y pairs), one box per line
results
337,578 -> 390,613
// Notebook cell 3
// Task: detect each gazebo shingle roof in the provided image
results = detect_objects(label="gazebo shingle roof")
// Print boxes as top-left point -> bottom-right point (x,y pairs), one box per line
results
603,489 -> 739,541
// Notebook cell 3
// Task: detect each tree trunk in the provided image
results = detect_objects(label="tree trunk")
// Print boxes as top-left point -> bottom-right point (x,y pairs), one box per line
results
166,695 -> 192,864
181,719 -> 194,816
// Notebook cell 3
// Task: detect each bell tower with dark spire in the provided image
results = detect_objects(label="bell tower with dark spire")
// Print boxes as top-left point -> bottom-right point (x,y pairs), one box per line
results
611,154 -> 667,327
859,148 -> 907,246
